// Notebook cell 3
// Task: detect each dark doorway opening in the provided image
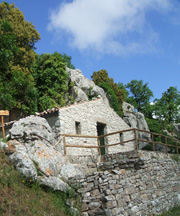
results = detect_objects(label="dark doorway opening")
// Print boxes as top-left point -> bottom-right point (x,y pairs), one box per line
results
97,122 -> 106,155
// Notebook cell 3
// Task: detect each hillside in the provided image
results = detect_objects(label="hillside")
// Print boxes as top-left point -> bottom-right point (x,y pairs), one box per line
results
0,149 -> 80,216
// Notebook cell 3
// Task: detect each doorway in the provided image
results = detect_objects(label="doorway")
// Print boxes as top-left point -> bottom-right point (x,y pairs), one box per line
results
97,122 -> 106,155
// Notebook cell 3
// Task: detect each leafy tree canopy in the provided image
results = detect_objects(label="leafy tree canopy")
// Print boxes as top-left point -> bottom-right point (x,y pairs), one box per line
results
91,69 -> 125,116
0,2 -> 40,73
126,80 -> 154,112
154,86 -> 180,124
0,2 -> 40,114
33,52 -> 73,112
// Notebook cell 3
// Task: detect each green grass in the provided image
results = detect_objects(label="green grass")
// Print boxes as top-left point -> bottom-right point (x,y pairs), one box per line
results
0,149 -> 80,216
159,205 -> 180,216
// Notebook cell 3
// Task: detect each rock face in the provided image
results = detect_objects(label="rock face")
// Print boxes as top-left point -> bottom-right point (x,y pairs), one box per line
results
1,116 -> 84,191
122,102 -> 151,149
66,68 -> 109,104
173,123 -> 180,136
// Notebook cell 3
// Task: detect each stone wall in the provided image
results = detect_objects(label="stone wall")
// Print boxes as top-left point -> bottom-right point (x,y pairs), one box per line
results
69,151 -> 180,216
56,99 -> 134,156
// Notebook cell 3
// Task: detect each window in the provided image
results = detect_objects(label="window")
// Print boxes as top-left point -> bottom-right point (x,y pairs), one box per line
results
75,121 -> 81,134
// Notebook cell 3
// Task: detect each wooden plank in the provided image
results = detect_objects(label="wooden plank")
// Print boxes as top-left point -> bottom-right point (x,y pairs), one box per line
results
61,134 -> 98,138
0,110 -> 9,116
99,139 -> 135,148
66,145 -> 99,148
98,128 -> 134,138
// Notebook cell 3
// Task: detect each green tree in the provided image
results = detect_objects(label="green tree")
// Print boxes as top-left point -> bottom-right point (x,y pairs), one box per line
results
33,52 -> 73,111
118,82 -> 129,101
0,2 -> 40,114
99,82 -> 121,116
126,80 -> 154,112
91,69 -> 125,116
61,53 -> 75,69
154,86 -> 180,124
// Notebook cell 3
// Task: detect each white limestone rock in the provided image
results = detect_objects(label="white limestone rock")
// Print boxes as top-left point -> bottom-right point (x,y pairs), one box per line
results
60,163 -> 84,180
0,141 -> 8,150
122,102 -> 151,149
7,140 -> 37,179
66,68 -> 109,104
38,176 -> 70,192
7,116 -> 68,177
72,86 -> 89,102
173,123 -> 180,135
9,116 -> 56,145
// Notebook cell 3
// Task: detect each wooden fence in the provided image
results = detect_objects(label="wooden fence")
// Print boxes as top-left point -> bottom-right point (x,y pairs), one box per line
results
56,128 -> 180,156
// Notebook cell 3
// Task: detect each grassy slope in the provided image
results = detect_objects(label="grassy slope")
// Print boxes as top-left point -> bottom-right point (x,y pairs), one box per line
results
1,148 -> 180,216
0,149 -> 79,216
159,205 -> 180,216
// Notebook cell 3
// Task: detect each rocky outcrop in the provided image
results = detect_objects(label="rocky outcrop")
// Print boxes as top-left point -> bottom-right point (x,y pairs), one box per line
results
66,68 -> 109,104
122,102 -> 151,149
0,116 -> 84,191
173,123 -> 180,136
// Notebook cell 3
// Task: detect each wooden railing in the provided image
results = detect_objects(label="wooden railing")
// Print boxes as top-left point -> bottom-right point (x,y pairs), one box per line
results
56,128 -> 180,155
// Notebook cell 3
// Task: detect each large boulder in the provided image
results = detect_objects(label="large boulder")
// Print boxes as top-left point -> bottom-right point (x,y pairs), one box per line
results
7,140 -> 37,180
3,116 -> 84,191
123,102 -> 151,149
38,176 -> 70,192
8,116 -> 67,177
66,68 -> 109,104
9,115 -> 56,146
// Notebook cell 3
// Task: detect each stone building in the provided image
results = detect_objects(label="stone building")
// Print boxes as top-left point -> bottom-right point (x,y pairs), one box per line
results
36,98 -> 135,156
1,98 -> 135,156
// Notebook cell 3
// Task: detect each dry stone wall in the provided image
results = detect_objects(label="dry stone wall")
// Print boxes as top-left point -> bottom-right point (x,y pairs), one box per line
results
69,151 -> 180,216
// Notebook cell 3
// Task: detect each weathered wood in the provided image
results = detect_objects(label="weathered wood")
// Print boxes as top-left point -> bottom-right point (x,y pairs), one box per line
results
0,110 -> 9,116
60,127 -> 180,155
165,137 -> 168,153
1,116 -> 5,139
61,134 -> 98,138
134,129 -> 138,150
63,136 -> 66,155
53,136 -> 64,149
176,141 -> 179,154
98,138 -> 101,155
152,134 -> 155,152
98,128 -> 134,138
98,139 -> 135,148
66,144 -> 99,148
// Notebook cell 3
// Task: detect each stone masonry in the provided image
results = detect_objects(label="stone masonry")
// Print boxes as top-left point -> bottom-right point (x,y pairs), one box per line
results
45,98 -> 134,156
69,150 -> 180,216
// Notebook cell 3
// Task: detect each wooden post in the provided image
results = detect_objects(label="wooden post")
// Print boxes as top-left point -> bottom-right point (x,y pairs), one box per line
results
1,116 -> 5,139
98,137 -> 101,156
63,136 -> 66,155
134,129 -> 138,150
152,133 -> 155,152
176,141 -> 179,154
165,137 -> 168,154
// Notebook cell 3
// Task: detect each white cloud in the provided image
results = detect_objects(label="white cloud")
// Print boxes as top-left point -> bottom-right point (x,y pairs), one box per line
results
48,0 -> 173,55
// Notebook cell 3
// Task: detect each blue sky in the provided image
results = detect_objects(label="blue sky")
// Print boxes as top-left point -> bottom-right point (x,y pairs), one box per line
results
3,0 -> 180,100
